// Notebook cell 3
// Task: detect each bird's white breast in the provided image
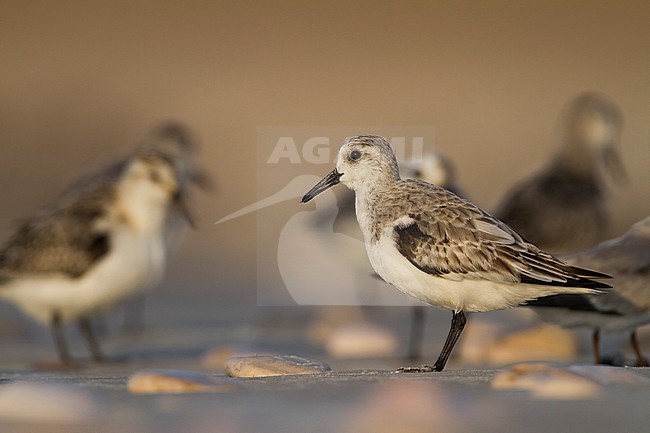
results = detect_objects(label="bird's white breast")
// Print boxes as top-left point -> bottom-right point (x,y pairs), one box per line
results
365,225 -> 582,313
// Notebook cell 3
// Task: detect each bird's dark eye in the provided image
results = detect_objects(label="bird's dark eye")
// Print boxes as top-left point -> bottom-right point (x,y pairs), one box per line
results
149,171 -> 162,183
350,150 -> 362,161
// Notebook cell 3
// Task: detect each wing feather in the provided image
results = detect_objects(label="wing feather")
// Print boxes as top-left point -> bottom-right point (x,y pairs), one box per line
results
386,180 -> 611,289
0,186 -> 113,280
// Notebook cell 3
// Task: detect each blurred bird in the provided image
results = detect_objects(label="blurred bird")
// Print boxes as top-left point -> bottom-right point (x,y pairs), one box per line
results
496,92 -> 626,254
0,145 -> 191,366
400,151 -> 465,199
120,123 -> 208,329
531,217 -> 650,366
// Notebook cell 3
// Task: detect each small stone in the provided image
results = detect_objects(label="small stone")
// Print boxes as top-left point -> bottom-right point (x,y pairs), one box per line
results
128,369 -> 241,394
307,307 -> 366,345
324,322 -> 399,359
491,363 -> 601,399
488,324 -> 577,364
461,323 -> 577,365
224,354 -> 330,378
0,382 -> 98,424
201,345 -> 271,370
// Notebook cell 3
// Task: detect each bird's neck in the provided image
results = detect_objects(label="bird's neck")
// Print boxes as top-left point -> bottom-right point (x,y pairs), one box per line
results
116,185 -> 167,236
553,143 -> 599,179
353,180 -> 395,244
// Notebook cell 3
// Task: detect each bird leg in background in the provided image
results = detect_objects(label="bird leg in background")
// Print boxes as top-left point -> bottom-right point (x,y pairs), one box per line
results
123,294 -> 147,331
398,310 -> 466,373
407,306 -> 426,361
592,329 -> 602,364
51,312 -> 72,366
630,330 -> 649,367
78,316 -> 104,363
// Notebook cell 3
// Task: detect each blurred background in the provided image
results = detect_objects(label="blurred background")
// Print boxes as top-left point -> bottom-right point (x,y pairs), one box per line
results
0,1 -> 649,366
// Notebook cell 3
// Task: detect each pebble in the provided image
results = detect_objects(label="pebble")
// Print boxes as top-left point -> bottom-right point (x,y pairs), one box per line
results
306,307 -> 366,345
0,381 -> 97,424
201,345 -> 271,370
492,363 -> 602,399
224,354 -> 330,378
128,369 -> 241,394
323,322 -> 399,359
461,323 -> 577,365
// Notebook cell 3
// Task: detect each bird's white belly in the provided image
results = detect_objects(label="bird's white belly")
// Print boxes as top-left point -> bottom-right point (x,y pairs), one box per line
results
366,233 -> 562,313
0,230 -> 165,324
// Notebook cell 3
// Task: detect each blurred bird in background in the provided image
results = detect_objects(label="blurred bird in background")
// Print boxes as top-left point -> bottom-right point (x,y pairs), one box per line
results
120,122 -> 209,329
0,144 -> 193,367
492,92 -> 636,364
496,92 -> 627,254
531,217 -> 650,366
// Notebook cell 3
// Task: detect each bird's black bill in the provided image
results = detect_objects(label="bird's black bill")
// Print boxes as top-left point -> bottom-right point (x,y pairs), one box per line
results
301,169 -> 343,203
602,146 -> 629,186
173,192 -> 197,228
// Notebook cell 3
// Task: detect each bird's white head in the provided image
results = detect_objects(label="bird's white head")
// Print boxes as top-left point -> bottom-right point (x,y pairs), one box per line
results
302,135 -> 399,203
117,154 -> 192,232
140,121 -> 211,191
560,92 -> 627,184
563,92 -> 622,152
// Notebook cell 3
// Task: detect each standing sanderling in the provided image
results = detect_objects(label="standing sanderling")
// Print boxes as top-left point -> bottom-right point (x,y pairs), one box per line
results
302,135 -> 611,372
496,92 -> 626,254
531,217 -> 650,366
332,149 -> 467,360
120,122 -> 208,329
0,149 -> 190,366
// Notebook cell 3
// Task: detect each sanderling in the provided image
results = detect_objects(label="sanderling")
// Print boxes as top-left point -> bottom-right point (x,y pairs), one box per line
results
306,150 -> 464,359
531,217 -> 650,366
0,150 -> 190,366
314,149 -> 465,360
120,122 -> 208,329
496,92 -> 626,254
302,135 -> 611,372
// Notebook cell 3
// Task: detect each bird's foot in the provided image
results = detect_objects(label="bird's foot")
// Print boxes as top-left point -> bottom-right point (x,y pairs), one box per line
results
601,353 -> 649,367
395,364 -> 439,373
600,353 -> 630,367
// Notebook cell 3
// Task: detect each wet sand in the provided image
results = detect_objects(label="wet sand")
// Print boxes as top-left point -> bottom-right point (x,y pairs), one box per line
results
0,290 -> 648,433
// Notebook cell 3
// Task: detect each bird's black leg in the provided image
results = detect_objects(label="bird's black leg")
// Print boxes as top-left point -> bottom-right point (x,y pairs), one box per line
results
123,295 -> 147,331
407,306 -> 426,361
592,329 -> 602,364
397,310 -> 466,373
432,310 -> 466,371
51,312 -> 73,366
78,316 -> 104,363
630,330 -> 649,367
